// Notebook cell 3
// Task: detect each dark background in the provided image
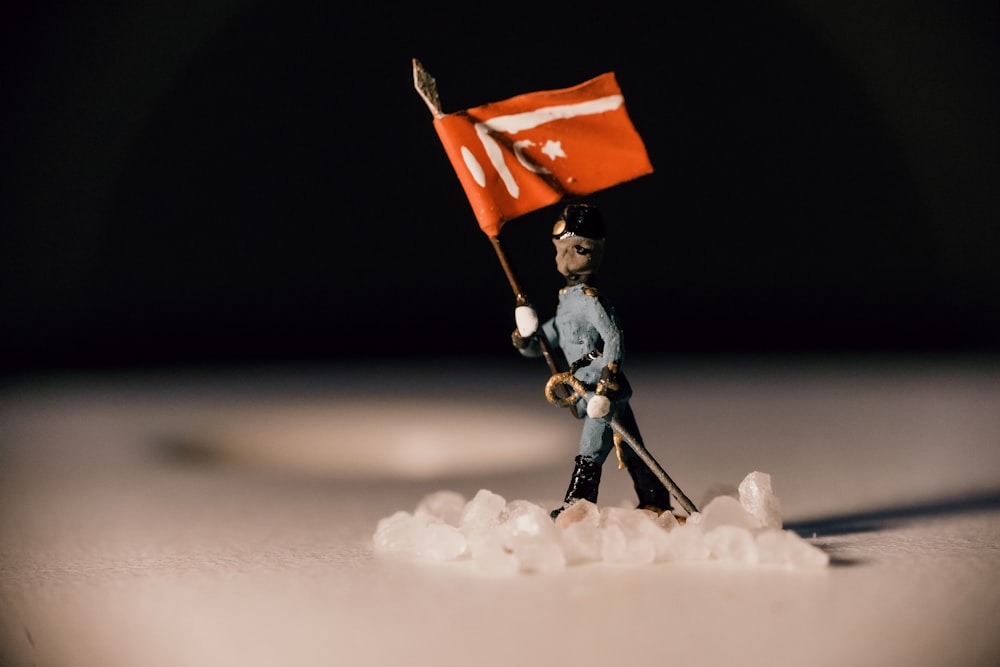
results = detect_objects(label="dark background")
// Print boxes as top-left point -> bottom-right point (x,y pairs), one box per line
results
3,1 -> 998,376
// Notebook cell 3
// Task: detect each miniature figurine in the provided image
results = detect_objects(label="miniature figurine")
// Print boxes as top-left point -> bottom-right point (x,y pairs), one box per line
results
412,59 -> 697,519
512,202 -> 676,519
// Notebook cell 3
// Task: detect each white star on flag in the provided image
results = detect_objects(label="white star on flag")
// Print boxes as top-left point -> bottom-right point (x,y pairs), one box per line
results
541,140 -> 566,161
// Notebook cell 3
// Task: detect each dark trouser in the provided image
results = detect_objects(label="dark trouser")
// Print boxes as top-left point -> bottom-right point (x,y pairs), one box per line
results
556,401 -> 673,515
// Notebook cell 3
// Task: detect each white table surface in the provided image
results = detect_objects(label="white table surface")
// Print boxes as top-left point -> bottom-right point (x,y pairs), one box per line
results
2,356 -> 999,667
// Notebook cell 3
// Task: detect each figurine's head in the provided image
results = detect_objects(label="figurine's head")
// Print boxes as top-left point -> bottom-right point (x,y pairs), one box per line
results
552,203 -> 606,286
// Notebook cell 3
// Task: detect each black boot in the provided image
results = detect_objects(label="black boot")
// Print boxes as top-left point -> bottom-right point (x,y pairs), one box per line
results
625,457 -> 674,515
550,455 -> 603,519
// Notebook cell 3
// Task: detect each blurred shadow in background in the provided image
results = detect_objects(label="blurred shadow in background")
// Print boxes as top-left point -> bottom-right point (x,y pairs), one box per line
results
2,1 -> 998,376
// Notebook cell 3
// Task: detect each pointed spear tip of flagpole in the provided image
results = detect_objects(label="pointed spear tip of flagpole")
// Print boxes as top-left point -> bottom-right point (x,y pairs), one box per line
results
412,58 -> 444,118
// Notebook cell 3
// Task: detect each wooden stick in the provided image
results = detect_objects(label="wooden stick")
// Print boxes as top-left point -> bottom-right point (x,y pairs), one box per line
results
490,235 -> 577,417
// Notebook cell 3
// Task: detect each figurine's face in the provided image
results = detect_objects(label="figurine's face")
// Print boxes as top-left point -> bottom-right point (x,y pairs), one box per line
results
553,234 -> 605,285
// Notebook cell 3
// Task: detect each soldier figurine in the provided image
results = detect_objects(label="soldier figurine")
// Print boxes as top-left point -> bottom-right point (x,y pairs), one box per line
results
512,203 -> 675,519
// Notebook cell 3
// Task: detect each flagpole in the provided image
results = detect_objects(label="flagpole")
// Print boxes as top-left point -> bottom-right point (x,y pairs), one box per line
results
487,234 -> 565,380
488,235 -> 529,306
413,59 -> 571,396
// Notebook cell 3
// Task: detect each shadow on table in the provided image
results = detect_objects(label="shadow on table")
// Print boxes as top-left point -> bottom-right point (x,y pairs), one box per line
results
785,490 -> 1000,567
786,489 -> 1000,539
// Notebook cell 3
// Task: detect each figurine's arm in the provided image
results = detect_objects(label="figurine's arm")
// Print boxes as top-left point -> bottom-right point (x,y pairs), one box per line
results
591,297 -> 623,366
583,295 -> 623,418
512,316 -> 557,358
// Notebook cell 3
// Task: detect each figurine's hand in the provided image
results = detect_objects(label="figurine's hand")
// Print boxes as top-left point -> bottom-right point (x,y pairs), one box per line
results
586,394 -> 611,419
595,363 -> 620,402
514,305 -> 538,338
511,329 -> 530,349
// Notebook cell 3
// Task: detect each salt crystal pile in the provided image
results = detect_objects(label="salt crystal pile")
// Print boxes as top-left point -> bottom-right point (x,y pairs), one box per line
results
372,471 -> 829,574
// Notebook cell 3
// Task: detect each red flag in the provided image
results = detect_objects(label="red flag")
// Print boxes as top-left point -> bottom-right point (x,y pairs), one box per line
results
431,72 -> 653,237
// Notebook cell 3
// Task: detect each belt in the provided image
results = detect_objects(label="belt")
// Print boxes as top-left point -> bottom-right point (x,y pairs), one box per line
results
569,348 -> 602,374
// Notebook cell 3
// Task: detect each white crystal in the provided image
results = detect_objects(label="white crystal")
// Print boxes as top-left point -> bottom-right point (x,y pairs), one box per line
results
459,489 -> 507,530
756,530 -> 829,569
372,511 -> 425,553
599,507 -> 659,564
416,522 -> 467,561
704,525 -> 759,565
466,531 -> 520,575
415,490 -> 466,526
739,471 -> 783,529
786,536 -> 830,569
509,534 -> 567,572
557,500 -> 602,564
699,495 -> 762,531
654,511 -> 680,531
500,500 -> 557,539
660,523 -> 710,562
555,498 -> 600,528
498,500 -> 566,572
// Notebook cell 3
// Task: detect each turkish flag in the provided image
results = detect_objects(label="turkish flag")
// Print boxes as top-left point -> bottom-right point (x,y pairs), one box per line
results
432,72 -> 653,237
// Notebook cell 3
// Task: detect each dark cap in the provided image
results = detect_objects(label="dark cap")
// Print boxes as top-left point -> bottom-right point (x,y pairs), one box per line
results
552,203 -> 605,240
